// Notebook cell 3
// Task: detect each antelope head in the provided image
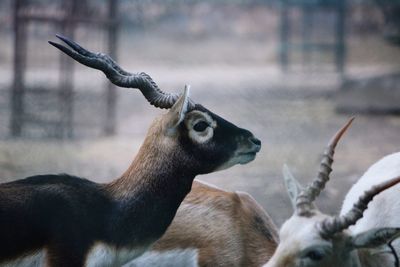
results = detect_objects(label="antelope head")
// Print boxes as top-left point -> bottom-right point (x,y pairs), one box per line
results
265,118 -> 400,267
49,35 -> 261,175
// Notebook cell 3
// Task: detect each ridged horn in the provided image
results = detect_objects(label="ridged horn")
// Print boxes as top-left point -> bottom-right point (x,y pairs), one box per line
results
296,117 -> 354,216
319,175 -> 400,238
49,34 -> 195,109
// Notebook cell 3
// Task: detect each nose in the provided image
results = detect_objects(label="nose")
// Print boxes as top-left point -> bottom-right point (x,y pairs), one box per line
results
249,136 -> 261,146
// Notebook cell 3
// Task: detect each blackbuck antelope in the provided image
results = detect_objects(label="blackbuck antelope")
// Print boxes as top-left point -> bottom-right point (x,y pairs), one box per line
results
264,118 -> 400,267
0,35 -> 262,267
6,180 -> 278,267
130,179 -> 279,267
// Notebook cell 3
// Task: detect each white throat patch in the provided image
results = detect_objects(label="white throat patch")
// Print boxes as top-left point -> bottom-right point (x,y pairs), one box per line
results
127,249 -> 198,267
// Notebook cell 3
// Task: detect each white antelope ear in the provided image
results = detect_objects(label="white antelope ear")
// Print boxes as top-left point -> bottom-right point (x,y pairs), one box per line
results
283,164 -> 303,210
351,228 -> 400,249
165,85 -> 190,135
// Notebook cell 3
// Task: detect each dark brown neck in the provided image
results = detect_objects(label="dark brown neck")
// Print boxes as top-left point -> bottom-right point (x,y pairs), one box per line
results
107,137 -> 195,198
104,135 -> 196,244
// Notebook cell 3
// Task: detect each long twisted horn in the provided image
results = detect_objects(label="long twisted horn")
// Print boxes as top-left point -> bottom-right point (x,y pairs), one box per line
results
296,117 -> 354,216
49,34 -> 194,109
319,175 -> 400,238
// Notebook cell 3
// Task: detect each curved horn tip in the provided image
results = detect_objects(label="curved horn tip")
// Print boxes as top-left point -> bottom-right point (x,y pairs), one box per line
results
54,34 -> 72,45
55,33 -> 63,38
328,117 -> 355,147
377,175 -> 400,195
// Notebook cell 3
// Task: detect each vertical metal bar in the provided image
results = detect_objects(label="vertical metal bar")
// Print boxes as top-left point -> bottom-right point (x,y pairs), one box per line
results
279,0 -> 290,72
302,5 -> 313,70
104,0 -> 118,136
59,0 -> 75,138
336,0 -> 346,77
10,0 -> 27,137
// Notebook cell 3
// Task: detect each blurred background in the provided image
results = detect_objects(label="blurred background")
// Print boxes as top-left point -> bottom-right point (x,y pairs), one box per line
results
0,0 -> 399,225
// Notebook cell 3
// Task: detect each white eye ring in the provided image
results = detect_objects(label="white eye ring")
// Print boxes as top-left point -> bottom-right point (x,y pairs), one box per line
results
184,111 -> 216,144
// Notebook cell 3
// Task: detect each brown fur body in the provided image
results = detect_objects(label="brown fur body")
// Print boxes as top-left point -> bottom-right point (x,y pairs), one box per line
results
151,180 -> 278,267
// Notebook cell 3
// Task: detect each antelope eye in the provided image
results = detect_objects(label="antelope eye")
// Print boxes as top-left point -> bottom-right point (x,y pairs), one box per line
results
305,250 -> 325,261
193,121 -> 209,132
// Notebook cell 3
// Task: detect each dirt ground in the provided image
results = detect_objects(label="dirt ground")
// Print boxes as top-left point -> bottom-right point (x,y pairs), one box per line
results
0,33 -> 400,226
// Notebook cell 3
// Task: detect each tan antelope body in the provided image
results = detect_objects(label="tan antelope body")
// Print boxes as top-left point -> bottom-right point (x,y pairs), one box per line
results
138,180 -> 279,267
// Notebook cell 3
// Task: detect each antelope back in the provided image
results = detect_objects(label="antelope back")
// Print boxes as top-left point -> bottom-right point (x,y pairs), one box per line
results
148,180 -> 278,267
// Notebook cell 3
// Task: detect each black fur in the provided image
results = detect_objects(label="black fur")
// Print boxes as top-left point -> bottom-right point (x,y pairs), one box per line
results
0,175 -> 109,265
0,173 -> 192,266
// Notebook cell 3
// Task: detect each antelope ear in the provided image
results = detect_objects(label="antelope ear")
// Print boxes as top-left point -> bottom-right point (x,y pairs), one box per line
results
165,85 -> 190,135
350,228 -> 400,249
282,164 -> 303,210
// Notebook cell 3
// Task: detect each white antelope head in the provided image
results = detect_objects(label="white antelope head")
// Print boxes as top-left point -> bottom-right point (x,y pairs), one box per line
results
265,118 -> 400,267
49,35 -> 261,175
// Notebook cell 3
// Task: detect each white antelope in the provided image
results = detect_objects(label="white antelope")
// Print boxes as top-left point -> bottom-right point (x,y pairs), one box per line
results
0,35 -> 262,267
264,117 -> 400,267
130,179 -> 279,267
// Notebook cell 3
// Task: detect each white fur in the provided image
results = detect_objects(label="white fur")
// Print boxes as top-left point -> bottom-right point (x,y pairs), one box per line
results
84,243 -> 150,267
0,244 -> 150,267
0,251 -> 44,267
340,152 -> 400,266
126,249 -> 198,267
340,152 -> 400,227
215,152 -> 256,171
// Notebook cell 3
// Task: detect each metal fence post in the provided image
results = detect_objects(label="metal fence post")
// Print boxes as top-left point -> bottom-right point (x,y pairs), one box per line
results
10,0 -> 27,137
104,0 -> 118,136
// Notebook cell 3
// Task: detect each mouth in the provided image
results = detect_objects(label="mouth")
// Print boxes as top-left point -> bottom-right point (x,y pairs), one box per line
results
237,150 -> 259,165
237,145 -> 261,165
239,143 -> 261,156
214,144 -> 261,171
